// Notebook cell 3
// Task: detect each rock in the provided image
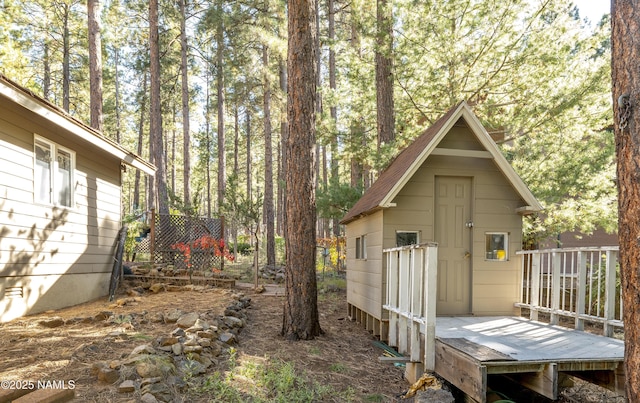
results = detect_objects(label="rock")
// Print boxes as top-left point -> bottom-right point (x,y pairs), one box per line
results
97,367 -> 120,384
38,317 -> 65,328
219,332 -> 236,345
157,337 -> 179,347
171,343 -> 183,355
223,316 -> 244,329
149,312 -> 164,323
118,380 -> 136,393
140,393 -> 159,403
183,336 -> 199,346
95,311 -> 113,321
136,360 -> 163,378
198,338 -> 211,347
176,312 -> 200,328
415,388 -> 455,403
149,283 -> 165,293
141,377 -> 162,387
183,345 -> 203,354
197,330 -> 215,339
186,318 -> 209,332
141,382 -> 172,402
171,328 -> 186,337
130,344 -> 156,356
164,309 -> 183,323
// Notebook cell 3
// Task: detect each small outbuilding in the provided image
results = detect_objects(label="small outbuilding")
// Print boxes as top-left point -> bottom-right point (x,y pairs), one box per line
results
0,75 -> 155,322
340,101 -> 542,337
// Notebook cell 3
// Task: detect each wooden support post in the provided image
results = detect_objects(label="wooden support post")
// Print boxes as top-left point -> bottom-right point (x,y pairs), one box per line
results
435,340 -> 487,403
603,250 -> 617,337
509,363 -> 558,400
576,251 -> 587,331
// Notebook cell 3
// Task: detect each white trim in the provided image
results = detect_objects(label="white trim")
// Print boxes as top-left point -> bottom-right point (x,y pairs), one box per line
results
431,148 -> 493,158
379,101 -> 542,212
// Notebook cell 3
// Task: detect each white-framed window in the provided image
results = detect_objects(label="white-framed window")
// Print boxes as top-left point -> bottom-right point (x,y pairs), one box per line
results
396,231 -> 419,247
485,232 -> 508,261
355,235 -> 367,259
34,136 -> 75,208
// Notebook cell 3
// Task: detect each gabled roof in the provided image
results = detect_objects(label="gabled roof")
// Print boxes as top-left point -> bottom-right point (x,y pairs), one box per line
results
0,74 -> 155,176
340,101 -> 542,225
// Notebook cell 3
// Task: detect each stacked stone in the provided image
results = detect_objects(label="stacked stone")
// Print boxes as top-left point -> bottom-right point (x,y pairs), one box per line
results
93,293 -> 252,403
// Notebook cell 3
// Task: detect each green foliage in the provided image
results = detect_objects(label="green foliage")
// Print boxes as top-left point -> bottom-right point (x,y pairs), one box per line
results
316,182 -> 363,221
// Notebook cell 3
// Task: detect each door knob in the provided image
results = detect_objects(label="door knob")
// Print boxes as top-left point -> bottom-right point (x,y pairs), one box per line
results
465,221 -> 474,228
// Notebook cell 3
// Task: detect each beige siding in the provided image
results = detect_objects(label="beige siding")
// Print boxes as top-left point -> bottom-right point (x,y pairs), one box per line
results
346,210 -> 384,319
0,101 -> 122,322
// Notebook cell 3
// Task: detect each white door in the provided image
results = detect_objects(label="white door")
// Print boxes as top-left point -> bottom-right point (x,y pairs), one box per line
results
434,176 -> 472,315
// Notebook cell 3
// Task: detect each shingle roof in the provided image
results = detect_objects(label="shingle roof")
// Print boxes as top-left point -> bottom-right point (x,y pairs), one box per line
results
340,101 -> 541,224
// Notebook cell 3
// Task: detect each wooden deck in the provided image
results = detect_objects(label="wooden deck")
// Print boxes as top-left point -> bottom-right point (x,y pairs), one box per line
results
433,316 -> 624,402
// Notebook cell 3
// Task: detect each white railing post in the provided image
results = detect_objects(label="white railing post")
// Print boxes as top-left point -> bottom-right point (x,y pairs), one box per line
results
530,253 -> 541,321
550,252 -> 561,325
409,247 -> 423,362
387,250 -> 399,347
576,251 -> 587,331
398,249 -> 410,353
424,243 -> 437,371
604,250 -> 617,337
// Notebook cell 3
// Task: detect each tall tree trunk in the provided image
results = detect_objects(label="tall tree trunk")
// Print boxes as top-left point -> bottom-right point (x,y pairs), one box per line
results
62,3 -> 70,112
246,110 -> 252,200
114,47 -> 121,143
88,0 -> 103,131
43,40 -> 51,101
282,0 -> 322,341
134,73 -> 148,211
375,0 -> 394,147
180,0 -> 191,206
150,0 -> 169,214
612,2 -> 640,400
216,7 -> 226,212
263,42 -> 276,266
205,71 -> 212,218
234,105 -> 239,174
328,0 -> 340,243
278,59 -> 287,237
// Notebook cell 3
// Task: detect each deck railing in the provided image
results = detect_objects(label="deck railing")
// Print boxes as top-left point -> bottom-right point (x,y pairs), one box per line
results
516,246 -> 622,337
383,242 -> 438,370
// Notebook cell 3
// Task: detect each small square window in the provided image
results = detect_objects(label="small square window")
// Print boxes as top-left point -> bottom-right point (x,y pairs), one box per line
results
396,231 -> 418,247
485,232 -> 508,261
355,235 -> 366,259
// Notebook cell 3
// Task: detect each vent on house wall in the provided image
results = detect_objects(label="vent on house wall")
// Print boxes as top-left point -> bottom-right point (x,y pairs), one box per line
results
5,287 -> 24,299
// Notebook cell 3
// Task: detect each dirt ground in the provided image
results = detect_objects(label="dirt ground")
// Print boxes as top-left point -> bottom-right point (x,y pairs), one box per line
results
0,282 -> 626,403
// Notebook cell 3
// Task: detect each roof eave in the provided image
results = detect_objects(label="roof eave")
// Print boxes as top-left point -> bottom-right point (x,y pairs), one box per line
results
0,77 -> 156,177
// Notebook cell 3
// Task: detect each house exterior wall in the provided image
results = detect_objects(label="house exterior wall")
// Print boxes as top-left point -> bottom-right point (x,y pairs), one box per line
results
0,98 -> 122,322
345,210 -> 384,319
346,124 -> 525,320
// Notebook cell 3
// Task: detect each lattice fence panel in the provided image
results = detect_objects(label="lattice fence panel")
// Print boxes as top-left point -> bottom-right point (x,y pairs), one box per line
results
153,214 -> 223,271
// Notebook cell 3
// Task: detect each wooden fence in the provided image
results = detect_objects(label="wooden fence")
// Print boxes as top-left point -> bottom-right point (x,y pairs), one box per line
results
516,246 -> 622,337
383,242 -> 438,370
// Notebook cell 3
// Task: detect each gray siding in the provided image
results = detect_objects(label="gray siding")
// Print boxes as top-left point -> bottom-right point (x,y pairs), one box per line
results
0,100 -> 122,322
346,210 -> 384,319
346,124 -> 526,319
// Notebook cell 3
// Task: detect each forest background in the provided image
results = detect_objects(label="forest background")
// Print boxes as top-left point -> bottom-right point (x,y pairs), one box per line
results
0,0 -> 615,261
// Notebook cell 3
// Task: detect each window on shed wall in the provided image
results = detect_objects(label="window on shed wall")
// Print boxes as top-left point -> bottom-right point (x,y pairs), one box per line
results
396,231 -> 419,247
355,235 -> 366,259
34,136 -> 75,208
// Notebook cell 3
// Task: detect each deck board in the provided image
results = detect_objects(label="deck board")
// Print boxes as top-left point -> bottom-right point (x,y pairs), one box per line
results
435,316 -> 624,362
